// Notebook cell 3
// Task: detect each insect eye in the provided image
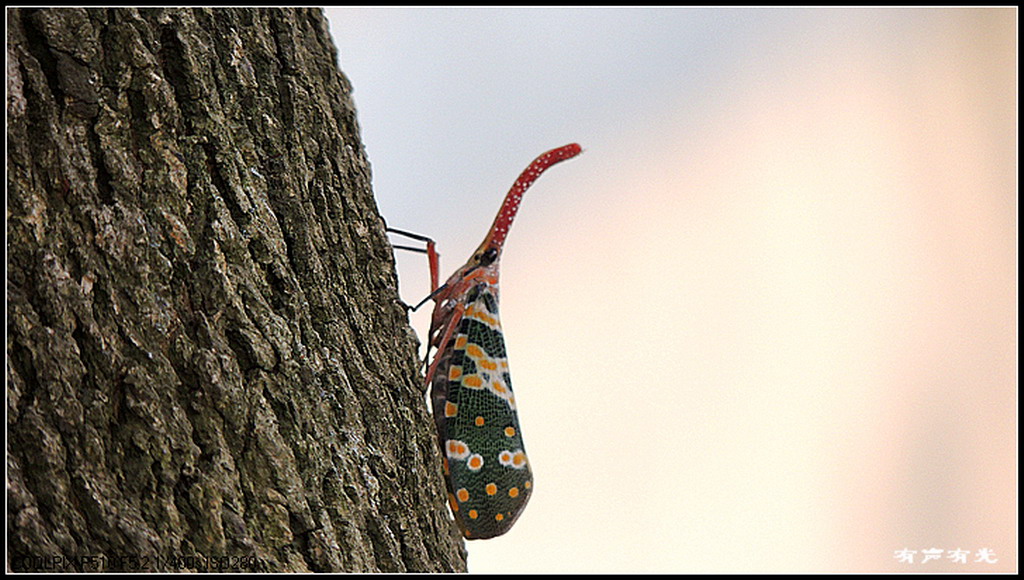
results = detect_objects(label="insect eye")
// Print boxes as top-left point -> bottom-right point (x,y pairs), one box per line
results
479,248 -> 499,266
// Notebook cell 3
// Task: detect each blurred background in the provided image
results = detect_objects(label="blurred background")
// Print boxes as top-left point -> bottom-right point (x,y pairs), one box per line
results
325,8 -> 1016,573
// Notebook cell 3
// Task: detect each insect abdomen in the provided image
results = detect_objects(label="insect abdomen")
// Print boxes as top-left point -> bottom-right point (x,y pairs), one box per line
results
431,284 -> 532,539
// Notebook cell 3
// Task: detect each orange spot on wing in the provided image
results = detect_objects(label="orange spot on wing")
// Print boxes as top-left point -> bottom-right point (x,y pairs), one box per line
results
447,440 -> 469,458
512,452 -> 527,467
485,483 -> 497,496
467,454 -> 484,471
468,307 -> 498,326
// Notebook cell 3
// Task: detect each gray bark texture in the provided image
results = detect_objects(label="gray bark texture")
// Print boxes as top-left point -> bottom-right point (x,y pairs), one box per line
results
7,7 -> 467,572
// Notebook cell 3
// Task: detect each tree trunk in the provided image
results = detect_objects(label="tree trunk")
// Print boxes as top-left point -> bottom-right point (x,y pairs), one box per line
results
7,7 -> 466,572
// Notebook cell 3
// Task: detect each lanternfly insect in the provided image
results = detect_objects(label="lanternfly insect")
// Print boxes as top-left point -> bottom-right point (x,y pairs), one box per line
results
389,143 -> 582,539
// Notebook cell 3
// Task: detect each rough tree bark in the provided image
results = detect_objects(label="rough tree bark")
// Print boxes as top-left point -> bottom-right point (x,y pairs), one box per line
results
7,8 -> 466,572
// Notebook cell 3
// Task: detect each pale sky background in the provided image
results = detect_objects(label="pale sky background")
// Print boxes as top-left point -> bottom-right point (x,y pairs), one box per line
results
325,7 -> 1017,573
